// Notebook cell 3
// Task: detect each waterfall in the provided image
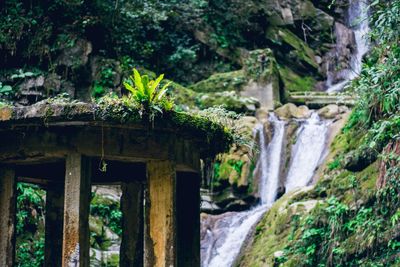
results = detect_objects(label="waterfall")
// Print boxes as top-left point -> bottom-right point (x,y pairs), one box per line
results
258,114 -> 286,206
285,113 -> 331,192
349,0 -> 370,77
201,113 -> 332,267
203,206 -> 268,267
327,0 -> 370,92
201,114 -> 285,267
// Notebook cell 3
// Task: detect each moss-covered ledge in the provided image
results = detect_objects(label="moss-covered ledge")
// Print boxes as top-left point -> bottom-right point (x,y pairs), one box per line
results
0,100 -> 233,161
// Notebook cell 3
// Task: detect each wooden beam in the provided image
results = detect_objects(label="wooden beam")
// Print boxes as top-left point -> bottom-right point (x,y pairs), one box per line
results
120,181 -> 144,266
62,153 -> 91,267
0,166 -> 16,267
144,160 -> 177,267
45,184 -> 64,267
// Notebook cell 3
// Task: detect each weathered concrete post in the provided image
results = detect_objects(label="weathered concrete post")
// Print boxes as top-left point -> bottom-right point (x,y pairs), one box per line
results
176,172 -> 201,267
62,153 -> 91,267
144,160 -> 177,267
45,183 -> 64,267
120,181 -> 144,267
0,166 -> 16,267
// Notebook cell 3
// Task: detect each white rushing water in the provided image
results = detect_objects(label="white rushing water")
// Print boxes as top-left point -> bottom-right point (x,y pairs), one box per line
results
349,0 -> 370,77
202,113 -> 333,267
204,206 -> 268,267
327,0 -> 370,92
285,113 -> 331,192
202,114 -> 285,267
258,114 -> 286,206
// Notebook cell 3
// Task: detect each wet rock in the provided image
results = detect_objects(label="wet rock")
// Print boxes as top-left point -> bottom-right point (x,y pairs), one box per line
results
321,22 -> 356,84
266,27 -> 319,74
57,38 -> 92,68
344,147 -> 378,172
275,103 -> 311,119
44,73 -> 62,93
19,76 -> 45,91
256,107 -> 270,122
317,104 -> 340,119
91,57 -> 122,89
224,199 -> 250,212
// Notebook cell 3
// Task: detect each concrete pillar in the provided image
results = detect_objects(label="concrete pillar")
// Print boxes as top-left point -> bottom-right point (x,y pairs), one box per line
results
120,181 -> 144,267
62,153 -> 91,267
45,183 -> 64,267
176,172 -> 200,267
144,160 -> 177,267
0,166 -> 16,267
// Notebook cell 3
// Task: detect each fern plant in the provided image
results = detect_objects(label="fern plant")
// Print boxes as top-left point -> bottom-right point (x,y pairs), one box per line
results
123,69 -> 173,119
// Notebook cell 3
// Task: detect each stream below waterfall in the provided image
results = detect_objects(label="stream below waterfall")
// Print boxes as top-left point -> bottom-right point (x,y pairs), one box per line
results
201,112 -> 331,267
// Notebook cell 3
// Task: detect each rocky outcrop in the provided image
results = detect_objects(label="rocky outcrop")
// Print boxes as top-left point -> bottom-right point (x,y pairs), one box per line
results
275,103 -> 311,119
201,116 -> 261,213
317,104 -> 348,119
321,22 -> 356,87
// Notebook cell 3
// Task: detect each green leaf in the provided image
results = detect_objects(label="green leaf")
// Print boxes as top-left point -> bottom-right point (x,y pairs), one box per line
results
133,69 -> 144,94
155,81 -> 171,101
123,81 -> 135,93
0,85 -> 12,93
150,74 -> 164,96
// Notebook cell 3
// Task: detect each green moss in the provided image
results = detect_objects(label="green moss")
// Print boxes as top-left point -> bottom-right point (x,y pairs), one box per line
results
266,27 -> 318,70
239,191 -> 313,267
218,162 -> 235,180
168,82 -> 198,109
196,91 -> 259,114
189,70 -> 247,93
278,66 -> 316,92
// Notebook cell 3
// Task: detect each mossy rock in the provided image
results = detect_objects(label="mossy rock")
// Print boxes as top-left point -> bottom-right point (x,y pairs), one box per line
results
278,65 -> 316,92
266,27 -> 319,73
243,49 -> 276,81
168,82 -> 198,109
189,70 -> 247,93
196,91 -> 259,114
238,188 -> 318,267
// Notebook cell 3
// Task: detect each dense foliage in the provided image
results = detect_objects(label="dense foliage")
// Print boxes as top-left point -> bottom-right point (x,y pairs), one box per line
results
15,184 -> 124,266
0,0 -> 271,84
276,1 -> 400,266
15,183 -> 45,267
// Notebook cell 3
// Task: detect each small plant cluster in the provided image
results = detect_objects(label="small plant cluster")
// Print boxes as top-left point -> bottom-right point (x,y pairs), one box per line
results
0,69 -> 42,99
123,68 -> 173,120
94,68 -> 176,124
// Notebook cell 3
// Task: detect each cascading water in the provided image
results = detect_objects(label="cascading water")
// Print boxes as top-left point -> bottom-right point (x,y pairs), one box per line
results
201,114 -> 285,267
258,114 -> 286,206
202,206 -> 268,267
201,113 -> 332,266
349,0 -> 370,76
327,0 -> 370,92
201,2 -> 368,265
285,113 -> 331,192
